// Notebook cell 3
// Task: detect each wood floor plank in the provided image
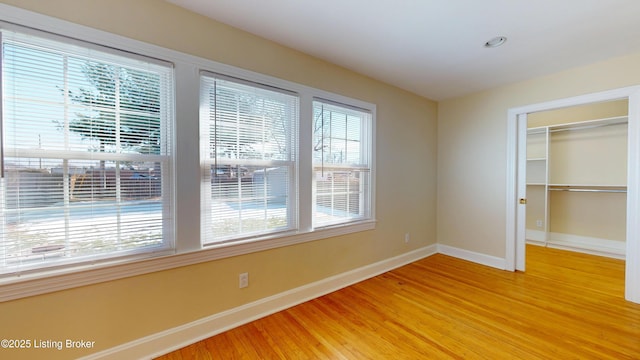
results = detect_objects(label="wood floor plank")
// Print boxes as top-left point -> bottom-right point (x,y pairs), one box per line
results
156,245 -> 640,359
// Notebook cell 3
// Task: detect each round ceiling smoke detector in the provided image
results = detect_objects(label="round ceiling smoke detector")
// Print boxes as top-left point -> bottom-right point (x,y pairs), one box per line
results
484,36 -> 507,48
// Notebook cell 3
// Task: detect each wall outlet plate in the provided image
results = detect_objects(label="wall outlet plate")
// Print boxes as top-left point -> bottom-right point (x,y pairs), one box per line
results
239,272 -> 249,288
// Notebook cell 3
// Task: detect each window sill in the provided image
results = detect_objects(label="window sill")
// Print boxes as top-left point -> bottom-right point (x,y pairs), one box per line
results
0,220 -> 376,302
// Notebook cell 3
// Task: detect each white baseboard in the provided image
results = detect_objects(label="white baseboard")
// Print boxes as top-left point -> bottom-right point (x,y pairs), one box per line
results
437,244 -> 507,270
546,232 -> 625,259
526,239 -> 547,247
526,229 -> 546,243
78,244 -> 438,360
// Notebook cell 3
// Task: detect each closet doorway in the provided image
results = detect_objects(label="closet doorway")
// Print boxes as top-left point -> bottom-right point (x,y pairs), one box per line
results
506,86 -> 640,304
525,100 -> 627,257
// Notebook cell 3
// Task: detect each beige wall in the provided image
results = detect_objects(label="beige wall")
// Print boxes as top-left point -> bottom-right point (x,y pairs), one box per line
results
549,191 -> 626,241
549,123 -> 627,186
438,47 -> 640,257
0,1 -> 437,359
525,185 -> 545,231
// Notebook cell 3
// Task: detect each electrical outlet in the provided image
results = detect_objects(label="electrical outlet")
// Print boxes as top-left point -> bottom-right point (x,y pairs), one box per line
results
536,220 -> 543,228
404,233 -> 410,243
239,272 -> 249,288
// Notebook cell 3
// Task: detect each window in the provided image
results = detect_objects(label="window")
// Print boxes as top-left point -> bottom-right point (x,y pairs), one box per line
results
0,5 -> 375,300
313,100 -> 372,227
0,29 -> 174,274
200,74 -> 298,244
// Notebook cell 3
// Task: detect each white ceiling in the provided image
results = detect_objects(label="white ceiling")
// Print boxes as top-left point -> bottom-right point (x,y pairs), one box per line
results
168,0 -> 640,100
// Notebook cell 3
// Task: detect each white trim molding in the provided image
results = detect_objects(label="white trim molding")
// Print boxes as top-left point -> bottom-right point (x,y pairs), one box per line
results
437,244 -> 507,270
525,229 -> 546,244
77,245 -> 437,360
546,233 -> 625,259
506,85 -> 640,304
526,232 -> 625,259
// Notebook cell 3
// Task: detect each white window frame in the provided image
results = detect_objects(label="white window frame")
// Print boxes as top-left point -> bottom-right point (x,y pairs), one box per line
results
0,3 -> 376,302
312,99 -> 373,228
200,73 -> 299,245
0,24 -> 175,274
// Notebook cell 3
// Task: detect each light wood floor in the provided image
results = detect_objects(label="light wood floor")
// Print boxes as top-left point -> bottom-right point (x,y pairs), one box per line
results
156,245 -> 640,359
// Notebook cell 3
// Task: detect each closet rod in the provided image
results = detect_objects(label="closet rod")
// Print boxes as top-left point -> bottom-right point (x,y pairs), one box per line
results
548,188 -> 627,193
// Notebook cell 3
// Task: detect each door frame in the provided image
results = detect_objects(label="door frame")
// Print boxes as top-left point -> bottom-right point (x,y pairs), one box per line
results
506,86 -> 640,304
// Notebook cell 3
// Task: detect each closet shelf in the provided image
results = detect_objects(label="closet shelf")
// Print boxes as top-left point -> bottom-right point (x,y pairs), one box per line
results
528,115 -> 628,134
548,116 -> 627,133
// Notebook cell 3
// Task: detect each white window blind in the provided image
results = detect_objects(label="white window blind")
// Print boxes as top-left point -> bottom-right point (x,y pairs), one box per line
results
0,29 -> 174,275
313,100 -> 372,227
200,73 -> 298,244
